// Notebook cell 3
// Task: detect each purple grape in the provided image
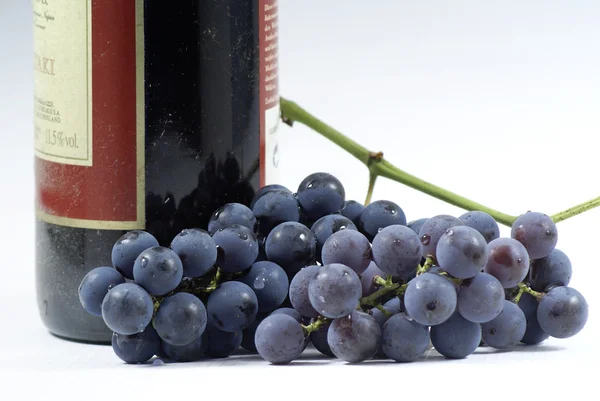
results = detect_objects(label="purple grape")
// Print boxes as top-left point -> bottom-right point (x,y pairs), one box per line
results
170,228 -> 217,278
358,200 -> 407,241
537,286 -> 588,338
459,211 -> 500,243
436,226 -> 488,279
308,263 -> 362,319
289,265 -> 321,318
517,292 -> 549,345
457,272 -> 504,323
208,203 -> 256,234
255,314 -> 306,364
101,283 -> 154,335
404,273 -> 457,326
529,249 -> 572,292
154,292 -> 207,346
381,314 -> 430,362
212,224 -> 259,273
205,319 -> 243,358
78,266 -> 125,317
265,221 -> 316,276
111,230 -> 159,279
112,325 -> 161,364
481,300 -> 526,349
296,172 -> 346,221
270,307 -> 303,323
311,214 -> 357,262
511,212 -> 558,259
431,312 -> 481,359
321,229 -> 372,276
309,319 -> 334,357
161,332 -> 208,362
250,184 -> 292,209
133,246 -> 183,296
341,200 -> 365,226
371,225 -> 422,280
370,297 -> 403,327
252,190 -> 300,237
484,238 -> 530,288
418,215 -> 463,260
328,311 -> 381,363
239,261 -> 289,313
207,281 -> 258,332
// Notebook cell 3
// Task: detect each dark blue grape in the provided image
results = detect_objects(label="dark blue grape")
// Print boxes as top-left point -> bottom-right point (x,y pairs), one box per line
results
255,314 -> 306,364
372,225 -> 421,280
297,172 -> 346,221
404,273 -> 457,326
270,307 -> 303,323
265,222 -> 316,276
481,300 -> 526,349
170,228 -> 217,278
418,215 -> 463,260
111,231 -> 159,279
101,283 -> 154,335
133,247 -> 183,296
511,212 -> 558,259
459,211 -> 500,243
212,224 -> 259,273
161,332 -> 208,362
358,200 -> 407,241
430,312 -> 481,359
529,249 -> 572,292
208,203 -> 256,235
382,314 -> 430,362
289,265 -> 320,318
154,292 -> 207,346
537,286 -> 588,338
78,266 -> 125,316
239,261 -> 289,313
341,200 -> 365,226
436,226 -> 488,279
250,184 -> 291,209
308,263 -> 362,319
240,314 -> 266,352
360,262 -> 387,296
311,214 -> 357,262
205,319 -> 243,358
370,297 -> 403,327
518,293 -> 549,345
322,229 -> 371,276
407,218 -> 429,236
253,190 -> 300,237
484,238 -> 530,288
328,311 -> 381,363
309,319 -> 334,356
112,325 -> 161,364
457,272 -> 504,323
207,281 -> 258,332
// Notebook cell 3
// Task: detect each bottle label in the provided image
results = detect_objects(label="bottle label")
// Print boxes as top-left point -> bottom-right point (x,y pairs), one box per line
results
34,0 -> 145,230
260,0 -> 280,187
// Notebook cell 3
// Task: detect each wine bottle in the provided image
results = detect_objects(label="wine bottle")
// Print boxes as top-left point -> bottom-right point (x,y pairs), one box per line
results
34,0 -> 280,343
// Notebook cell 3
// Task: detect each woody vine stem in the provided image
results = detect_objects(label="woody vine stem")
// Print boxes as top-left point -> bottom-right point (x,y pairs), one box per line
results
280,97 -> 600,227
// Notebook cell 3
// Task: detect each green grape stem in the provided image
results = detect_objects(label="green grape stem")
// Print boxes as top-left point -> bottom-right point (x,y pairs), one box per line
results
302,316 -> 331,335
280,97 -> 600,226
517,282 -> 545,301
416,255 -> 435,275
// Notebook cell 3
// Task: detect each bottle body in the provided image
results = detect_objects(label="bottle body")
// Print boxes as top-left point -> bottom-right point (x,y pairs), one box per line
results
34,0 -> 280,343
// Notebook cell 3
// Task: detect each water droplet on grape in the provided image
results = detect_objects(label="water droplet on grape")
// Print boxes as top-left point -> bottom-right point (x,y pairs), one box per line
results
421,234 -> 431,245
446,229 -> 454,236
107,284 -> 116,291
378,227 -> 384,233
238,233 -> 248,240
140,257 -> 148,267
390,209 -> 397,215
254,276 -> 266,290
214,208 -> 223,219
545,230 -> 553,236
517,258 -> 523,264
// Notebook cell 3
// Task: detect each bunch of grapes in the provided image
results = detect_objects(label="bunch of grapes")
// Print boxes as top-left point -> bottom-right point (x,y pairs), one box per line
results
78,172 -> 589,365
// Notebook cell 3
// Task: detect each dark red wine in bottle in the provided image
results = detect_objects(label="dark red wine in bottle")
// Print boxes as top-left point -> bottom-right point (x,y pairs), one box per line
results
34,0 -> 280,343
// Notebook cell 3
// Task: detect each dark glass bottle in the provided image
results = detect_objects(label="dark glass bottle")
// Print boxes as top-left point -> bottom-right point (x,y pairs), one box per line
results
34,0 -> 280,343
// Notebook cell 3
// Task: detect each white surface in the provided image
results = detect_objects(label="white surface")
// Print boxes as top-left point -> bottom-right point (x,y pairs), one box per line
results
1,1 -> 599,400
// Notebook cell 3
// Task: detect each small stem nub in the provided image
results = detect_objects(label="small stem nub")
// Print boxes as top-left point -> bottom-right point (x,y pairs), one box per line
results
417,255 -> 435,275
517,282 -> 544,301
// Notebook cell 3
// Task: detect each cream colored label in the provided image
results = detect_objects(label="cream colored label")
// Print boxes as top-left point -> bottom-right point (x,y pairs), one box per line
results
33,0 -> 92,166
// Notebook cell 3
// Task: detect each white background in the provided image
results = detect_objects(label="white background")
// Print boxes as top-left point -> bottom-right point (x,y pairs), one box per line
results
0,1 -> 598,400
